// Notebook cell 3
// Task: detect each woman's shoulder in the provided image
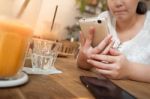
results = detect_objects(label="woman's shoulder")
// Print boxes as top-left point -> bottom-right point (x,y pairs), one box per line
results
144,11 -> 150,28
146,10 -> 150,16
146,11 -> 150,19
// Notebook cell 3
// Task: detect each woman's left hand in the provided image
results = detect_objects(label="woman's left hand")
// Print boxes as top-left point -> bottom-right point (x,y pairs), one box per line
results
87,48 -> 132,79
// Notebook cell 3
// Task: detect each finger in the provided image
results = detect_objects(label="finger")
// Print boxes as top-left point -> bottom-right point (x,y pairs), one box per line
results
92,35 -> 112,54
87,59 -> 113,70
84,27 -> 95,48
96,69 -> 112,75
109,48 -> 121,56
90,54 -> 116,63
79,31 -> 85,47
101,40 -> 115,55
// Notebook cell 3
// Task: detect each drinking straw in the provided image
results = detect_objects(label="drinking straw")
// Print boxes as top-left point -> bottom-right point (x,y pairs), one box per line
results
50,5 -> 58,31
16,0 -> 30,18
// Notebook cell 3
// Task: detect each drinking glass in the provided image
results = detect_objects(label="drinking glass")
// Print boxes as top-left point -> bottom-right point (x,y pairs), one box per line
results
31,38 -> 62,71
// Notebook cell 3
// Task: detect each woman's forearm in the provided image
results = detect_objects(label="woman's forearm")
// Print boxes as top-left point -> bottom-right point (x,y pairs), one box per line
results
128,62 -> 150,83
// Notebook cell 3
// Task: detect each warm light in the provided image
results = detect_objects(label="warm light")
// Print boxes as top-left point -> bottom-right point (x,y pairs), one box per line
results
34,21 -> 60,41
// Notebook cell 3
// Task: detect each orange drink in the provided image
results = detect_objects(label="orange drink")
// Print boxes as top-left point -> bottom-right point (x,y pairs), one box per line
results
0,18 -> 33,78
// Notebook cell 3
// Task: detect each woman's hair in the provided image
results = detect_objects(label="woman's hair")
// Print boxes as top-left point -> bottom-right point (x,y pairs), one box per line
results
136,1 -> 147,14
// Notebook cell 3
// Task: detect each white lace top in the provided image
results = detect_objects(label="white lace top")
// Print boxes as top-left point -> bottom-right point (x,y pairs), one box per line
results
97,11 -> 150,64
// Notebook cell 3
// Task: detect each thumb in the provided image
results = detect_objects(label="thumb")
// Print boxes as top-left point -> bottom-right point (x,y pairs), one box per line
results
79,31 -> 85,47
84,27 -> 95,48
109,48 -> 121,56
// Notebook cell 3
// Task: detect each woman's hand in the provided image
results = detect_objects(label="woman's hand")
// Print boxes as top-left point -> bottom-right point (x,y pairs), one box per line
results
80,28 -> 113,58
77,27 -> 114,70
87,49 -> 132,79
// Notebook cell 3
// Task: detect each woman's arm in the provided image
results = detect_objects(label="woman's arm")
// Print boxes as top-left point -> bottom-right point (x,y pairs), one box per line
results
87,48 -> 150,83
128,62 -> 150,83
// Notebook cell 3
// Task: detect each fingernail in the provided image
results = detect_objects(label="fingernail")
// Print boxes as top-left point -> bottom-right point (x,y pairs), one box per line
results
87,59 -> 90,63
90,26 -> 94,29
90,27 -> 95,32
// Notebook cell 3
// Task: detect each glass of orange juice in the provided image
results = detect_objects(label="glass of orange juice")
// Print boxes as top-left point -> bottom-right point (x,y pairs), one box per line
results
0,17 -> 33,87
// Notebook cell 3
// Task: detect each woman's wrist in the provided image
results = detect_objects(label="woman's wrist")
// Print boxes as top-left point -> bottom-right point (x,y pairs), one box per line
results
125,61 -> 135,80
126,62 -> 150,82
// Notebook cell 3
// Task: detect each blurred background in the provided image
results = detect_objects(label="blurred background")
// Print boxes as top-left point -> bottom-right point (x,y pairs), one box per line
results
0,0 -> 150,42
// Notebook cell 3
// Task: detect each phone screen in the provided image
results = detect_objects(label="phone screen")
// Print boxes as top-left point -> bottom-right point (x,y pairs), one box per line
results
80,76 -> 136,99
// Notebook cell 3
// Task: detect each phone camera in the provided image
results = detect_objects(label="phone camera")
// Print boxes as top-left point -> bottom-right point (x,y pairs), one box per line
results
97,20 -> 101,23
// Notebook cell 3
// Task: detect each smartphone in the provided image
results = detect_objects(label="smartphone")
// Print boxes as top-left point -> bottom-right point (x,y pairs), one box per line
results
80,76 -> 136,99
79,17 -> 109,47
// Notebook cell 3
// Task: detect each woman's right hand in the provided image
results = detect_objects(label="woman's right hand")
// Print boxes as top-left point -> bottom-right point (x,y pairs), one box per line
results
77,28 -> 114,70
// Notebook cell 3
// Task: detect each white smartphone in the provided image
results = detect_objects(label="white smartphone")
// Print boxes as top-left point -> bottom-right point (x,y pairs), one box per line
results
79,17 -> 109,47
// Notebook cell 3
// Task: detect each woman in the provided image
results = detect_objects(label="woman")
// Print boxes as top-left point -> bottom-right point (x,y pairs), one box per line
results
77,0 -> 150,82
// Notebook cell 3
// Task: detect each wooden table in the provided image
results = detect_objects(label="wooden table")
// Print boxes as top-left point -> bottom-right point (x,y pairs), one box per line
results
0,57 -> 150,99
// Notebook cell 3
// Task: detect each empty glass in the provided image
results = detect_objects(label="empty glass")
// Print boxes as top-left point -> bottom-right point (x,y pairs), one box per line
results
31,38 -> 62,71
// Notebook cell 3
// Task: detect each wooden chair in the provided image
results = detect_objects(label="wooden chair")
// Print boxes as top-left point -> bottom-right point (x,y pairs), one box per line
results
58,40 -> 79,57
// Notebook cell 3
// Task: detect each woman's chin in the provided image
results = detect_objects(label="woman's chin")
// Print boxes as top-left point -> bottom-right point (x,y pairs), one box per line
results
115,15 -> 129,22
